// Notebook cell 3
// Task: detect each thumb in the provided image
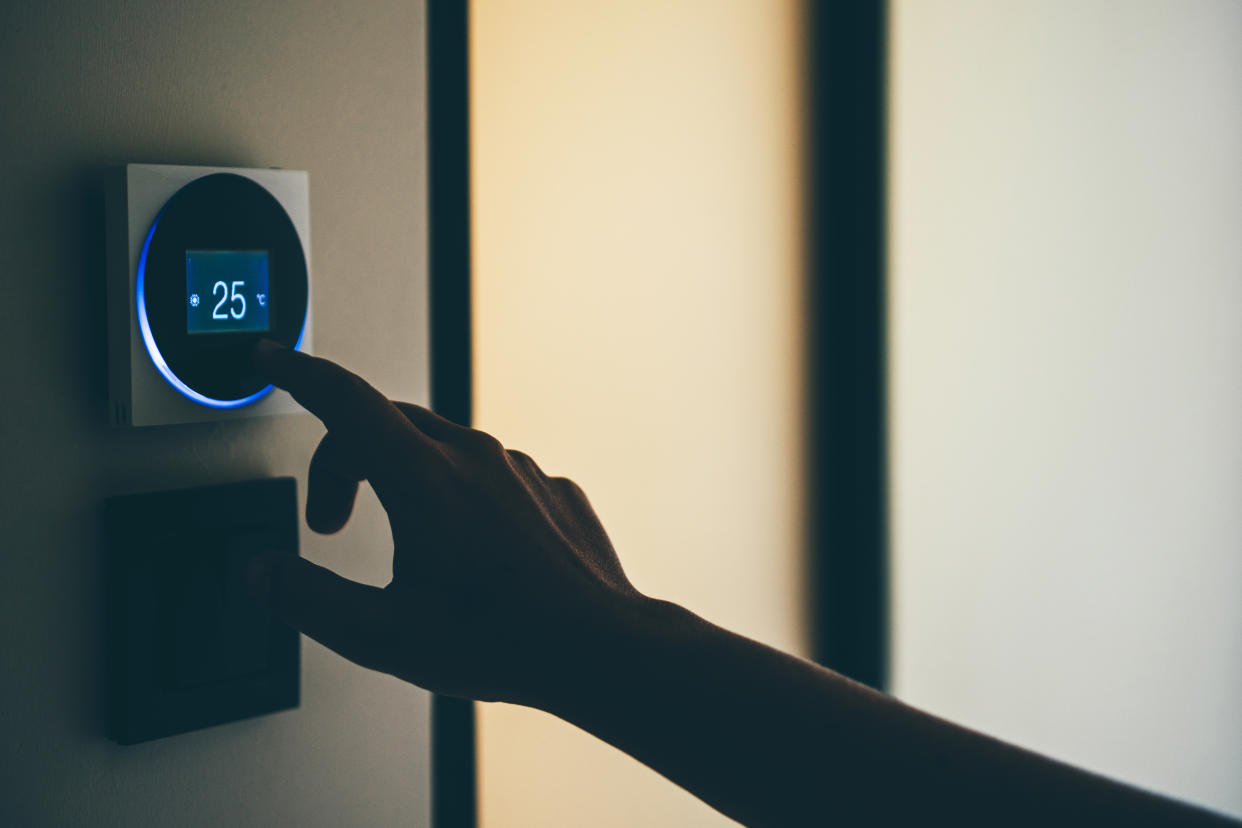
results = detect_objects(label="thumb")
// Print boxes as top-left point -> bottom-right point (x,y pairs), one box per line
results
247,552 -> 396,675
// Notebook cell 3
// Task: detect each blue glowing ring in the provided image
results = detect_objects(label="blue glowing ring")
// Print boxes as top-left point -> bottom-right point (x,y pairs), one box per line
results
136,193 -> 306,409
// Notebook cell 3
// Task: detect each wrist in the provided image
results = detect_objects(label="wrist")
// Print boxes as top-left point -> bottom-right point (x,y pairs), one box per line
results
534,592 -> 700,720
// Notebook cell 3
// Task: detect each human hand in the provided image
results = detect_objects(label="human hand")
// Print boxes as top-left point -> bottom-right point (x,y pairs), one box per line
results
247,341 -> 644,707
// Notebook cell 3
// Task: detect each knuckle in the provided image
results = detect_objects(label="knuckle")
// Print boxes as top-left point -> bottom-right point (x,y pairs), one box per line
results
507,449 -> 535,467
507,450 -> 550,481
466,429 -> 505,455
394,401 -> 421,422
346,371 -> 376,399
551,476 -> 586,498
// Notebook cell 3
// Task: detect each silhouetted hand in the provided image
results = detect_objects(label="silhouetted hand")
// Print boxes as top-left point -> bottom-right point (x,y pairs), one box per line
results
248,339 -> 643,707
250,341 -> 1238,828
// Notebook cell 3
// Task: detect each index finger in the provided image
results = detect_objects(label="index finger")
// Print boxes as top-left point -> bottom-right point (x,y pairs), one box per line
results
254,340 -> 428,461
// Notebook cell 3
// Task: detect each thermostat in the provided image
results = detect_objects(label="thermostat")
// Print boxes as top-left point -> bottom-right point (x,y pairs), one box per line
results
105,164 -> 313,427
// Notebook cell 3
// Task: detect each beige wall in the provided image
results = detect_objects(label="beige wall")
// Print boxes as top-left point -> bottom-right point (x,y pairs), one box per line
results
890,0 -> 1242,817
0,2 -> 431,824
470,1 -> 806,824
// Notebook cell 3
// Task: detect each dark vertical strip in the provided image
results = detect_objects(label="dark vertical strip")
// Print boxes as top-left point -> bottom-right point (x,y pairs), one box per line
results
807,1 -> 889,690
427,1 -> 477,827
428,1 -> 473,428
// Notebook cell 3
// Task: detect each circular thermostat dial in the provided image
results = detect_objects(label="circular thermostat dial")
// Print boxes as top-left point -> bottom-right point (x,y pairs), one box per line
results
137,173 -> 308,407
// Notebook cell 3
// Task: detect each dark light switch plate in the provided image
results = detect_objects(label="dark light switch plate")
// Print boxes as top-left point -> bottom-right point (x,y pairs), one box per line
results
106,477 -> 300,744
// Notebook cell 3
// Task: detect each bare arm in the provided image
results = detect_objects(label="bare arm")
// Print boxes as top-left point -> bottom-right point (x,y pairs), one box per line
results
248,342 -> 1236,827
545,598 -> 1230,826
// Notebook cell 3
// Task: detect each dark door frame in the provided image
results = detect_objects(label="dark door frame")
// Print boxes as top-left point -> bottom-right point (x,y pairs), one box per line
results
427,2 -> 476,827
807,1 -> 889,691
425,3 -> 892,823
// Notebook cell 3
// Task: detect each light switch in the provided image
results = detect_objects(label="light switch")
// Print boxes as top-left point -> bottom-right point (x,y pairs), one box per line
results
155,531 -> 274,690
106,477 -> 300,744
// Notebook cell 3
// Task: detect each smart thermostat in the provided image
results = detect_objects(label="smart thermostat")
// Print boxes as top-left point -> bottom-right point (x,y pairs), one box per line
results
106,164 -> 313,426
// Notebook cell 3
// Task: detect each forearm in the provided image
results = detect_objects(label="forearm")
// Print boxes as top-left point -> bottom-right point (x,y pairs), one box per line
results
539,598 -> 1235,827
247,344 -> 1234,826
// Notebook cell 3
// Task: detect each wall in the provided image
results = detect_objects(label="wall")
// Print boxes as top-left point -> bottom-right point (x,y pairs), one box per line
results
470,1 -> 806,825
890,0 -> 1242,817
0,1 -> 431,825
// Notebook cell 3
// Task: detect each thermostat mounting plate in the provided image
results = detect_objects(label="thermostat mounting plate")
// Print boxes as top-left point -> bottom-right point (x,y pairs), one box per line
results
105,163 -> 314,427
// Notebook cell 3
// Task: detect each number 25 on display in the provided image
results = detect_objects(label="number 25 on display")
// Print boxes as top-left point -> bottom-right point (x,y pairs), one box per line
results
212,280 -> 247,320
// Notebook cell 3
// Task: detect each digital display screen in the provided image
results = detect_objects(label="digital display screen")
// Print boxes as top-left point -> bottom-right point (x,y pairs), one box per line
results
186,250 -> 271,334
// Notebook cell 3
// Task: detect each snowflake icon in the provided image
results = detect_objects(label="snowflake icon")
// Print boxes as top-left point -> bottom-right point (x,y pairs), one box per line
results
189,293 -> 201,308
